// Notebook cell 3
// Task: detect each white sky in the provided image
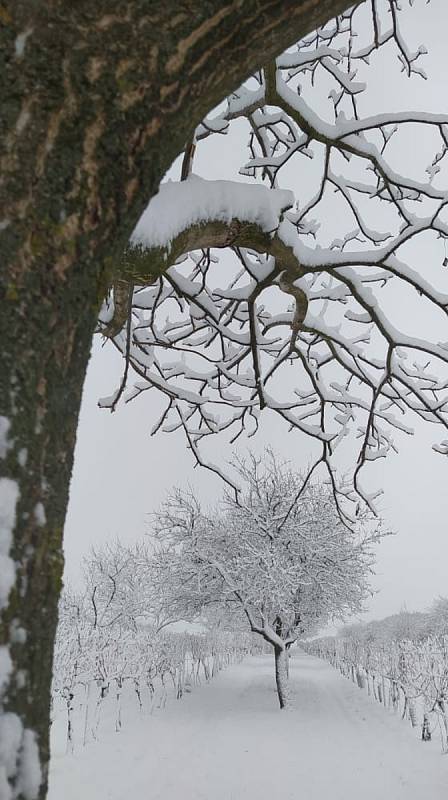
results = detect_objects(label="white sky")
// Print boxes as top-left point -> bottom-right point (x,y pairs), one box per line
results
63,0 -> 448,625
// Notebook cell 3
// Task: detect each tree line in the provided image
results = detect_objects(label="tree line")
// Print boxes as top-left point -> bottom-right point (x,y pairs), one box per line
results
306,602 -> 448,750
53,585 -> 256,752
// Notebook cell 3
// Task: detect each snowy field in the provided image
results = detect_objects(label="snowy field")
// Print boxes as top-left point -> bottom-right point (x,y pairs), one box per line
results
49,652 -> 448,800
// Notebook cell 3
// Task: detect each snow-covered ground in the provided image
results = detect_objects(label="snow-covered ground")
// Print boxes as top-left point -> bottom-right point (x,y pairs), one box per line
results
49,652 -> 448,799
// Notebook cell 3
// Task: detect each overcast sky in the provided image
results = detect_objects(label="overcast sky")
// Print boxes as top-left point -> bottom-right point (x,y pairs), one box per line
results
63,0 -> 448,625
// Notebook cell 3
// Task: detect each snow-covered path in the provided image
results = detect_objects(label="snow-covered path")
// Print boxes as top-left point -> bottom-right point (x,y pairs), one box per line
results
49,653 -> 448,799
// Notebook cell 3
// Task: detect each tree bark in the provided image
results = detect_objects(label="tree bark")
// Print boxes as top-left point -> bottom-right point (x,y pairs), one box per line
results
0,1 -> 358,796
274,645 -> 290,709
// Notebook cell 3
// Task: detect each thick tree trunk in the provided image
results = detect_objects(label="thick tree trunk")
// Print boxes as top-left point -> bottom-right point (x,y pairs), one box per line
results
274,645 -> 290,709
0,1 -> 358,796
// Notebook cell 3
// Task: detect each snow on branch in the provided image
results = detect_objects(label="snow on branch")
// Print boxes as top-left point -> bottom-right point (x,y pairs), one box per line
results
131,176 -> 294,250
98,1 -> 448,512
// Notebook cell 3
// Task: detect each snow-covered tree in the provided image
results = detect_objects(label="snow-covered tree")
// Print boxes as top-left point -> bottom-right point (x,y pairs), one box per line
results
150,452 -> 383,707
100,2 -> 448,517
52,546 -> 264,753
427,597 -> 448,637
341,599 -> 448,643
310,602 -> 448,750
82,541 -> 186,634
1,3 -> 446,795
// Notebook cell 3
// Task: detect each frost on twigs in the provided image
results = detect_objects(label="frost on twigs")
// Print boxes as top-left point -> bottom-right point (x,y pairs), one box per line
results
98,1 -> 448,514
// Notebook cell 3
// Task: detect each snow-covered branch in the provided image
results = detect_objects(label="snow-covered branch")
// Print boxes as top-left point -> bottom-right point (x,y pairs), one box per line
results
98,1 -> 448,508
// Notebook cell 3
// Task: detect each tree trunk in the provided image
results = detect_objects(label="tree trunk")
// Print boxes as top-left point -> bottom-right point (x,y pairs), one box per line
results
274,645 -> 289,709
285,641 -> 293,678
0,1 -> 358,796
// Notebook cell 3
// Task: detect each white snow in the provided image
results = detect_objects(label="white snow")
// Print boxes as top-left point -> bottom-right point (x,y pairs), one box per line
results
16,671 -> 26,690
277,44 -> 342,69
48,653 -> 448,800
14,29 -> 33,59
227,85 -> 265,116
0,713 -> 22,799
0,418 -> 12,460
16,730 -> 41,800
278,215 -> 432,270
0,479 -> 19,609
10,623 -> 26,645
16,108 -> 31,135
0,555 -> 15,613
131,175 -> 294,250
17,450 -> 27,469
0,714 -> 41,800
33,503 -> 46,528
0,647 -> 12,695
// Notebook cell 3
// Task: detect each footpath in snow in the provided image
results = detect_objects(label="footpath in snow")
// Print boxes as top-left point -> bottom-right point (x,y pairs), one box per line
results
49,652 -> 448,800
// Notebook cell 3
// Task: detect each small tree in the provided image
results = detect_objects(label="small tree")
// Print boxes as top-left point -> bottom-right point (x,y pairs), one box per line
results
151,452 -> 383,708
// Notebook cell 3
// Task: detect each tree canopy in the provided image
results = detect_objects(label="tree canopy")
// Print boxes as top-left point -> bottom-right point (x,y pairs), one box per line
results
147,452 -> 383,706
